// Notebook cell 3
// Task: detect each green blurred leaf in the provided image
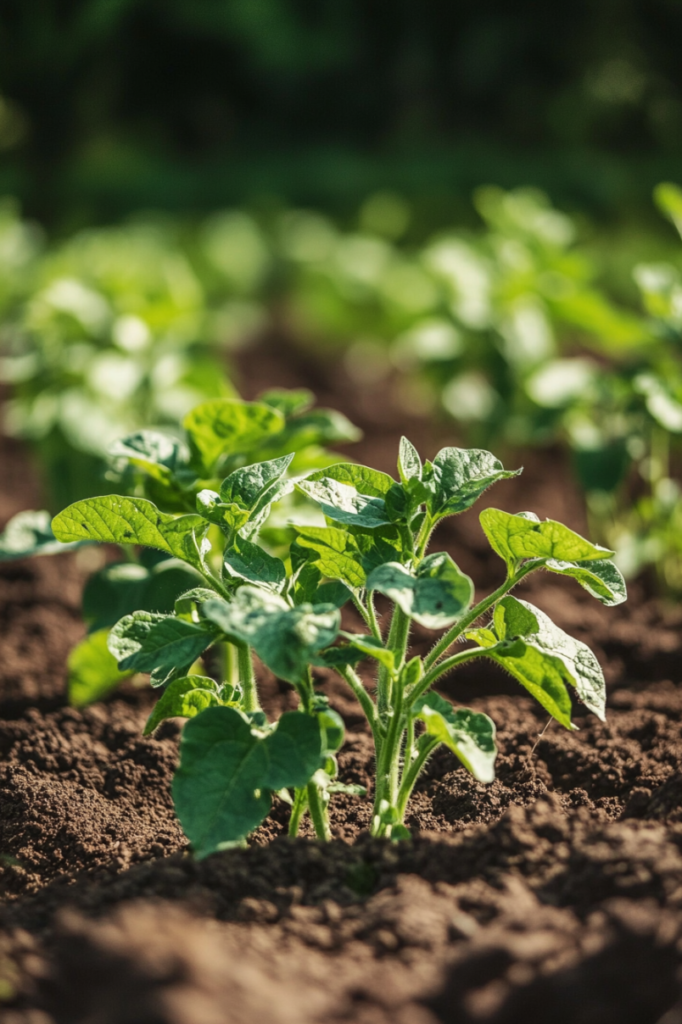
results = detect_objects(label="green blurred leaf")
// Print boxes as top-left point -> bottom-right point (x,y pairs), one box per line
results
83,559 -> 203,631
367,552 -> 473,629
258,388 -> 314,416
67,629 -> 130,708
414,692 -> 497,783
340,632 -> 395,670
0,510 -> 82,560
183,399 -> 284,474
52,496 -> 210,571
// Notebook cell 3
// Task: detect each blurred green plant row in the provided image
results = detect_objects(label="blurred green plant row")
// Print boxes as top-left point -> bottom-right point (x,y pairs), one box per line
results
1,183 -> 682,591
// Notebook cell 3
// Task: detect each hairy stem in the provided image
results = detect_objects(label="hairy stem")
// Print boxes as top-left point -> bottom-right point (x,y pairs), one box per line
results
423,562 -> 539,671
397,737 -> 439,818
407,646 -> 490,710
237,643 -> 260,713
288,788 -> 308,837
306,781 -> 331,841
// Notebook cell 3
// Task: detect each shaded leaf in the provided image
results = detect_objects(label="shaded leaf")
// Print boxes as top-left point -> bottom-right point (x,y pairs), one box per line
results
223,536 -> 286,590
340,632 -> 395,670
144,676 -> 222,735
202,588 -> 340,684
415,692 -> 497,783
220,454 -> 294,509
173,707 -> 323,856
108,611 -> 216,677
294,526 -> 367,590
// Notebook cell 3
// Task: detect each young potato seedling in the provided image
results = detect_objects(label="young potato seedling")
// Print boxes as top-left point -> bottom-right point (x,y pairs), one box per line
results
51,401 -> 626,856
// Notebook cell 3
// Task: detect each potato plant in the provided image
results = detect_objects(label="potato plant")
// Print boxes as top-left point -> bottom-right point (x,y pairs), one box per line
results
49,397 -> 627,855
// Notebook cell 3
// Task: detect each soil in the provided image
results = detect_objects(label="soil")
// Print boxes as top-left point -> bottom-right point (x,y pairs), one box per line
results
1,335 -> 682,1023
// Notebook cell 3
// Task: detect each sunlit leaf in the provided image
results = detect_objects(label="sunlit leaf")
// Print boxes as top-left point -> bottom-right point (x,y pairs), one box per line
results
415,692 -> 497,783
144,675 -> 222,735
67,629 -> 130,708
480,508 -> 612,570
425,448 -> 521,518
108,611 -> 216,677
367,552 -> 473,629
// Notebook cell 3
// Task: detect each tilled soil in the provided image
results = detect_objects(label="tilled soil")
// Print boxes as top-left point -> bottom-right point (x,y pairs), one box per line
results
1,342 -> 682,1023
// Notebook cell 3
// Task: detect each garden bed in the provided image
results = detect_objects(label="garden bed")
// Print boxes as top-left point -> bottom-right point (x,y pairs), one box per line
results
1,338 -> 681,1023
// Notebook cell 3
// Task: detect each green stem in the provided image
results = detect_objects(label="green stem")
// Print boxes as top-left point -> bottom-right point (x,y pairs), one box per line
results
423,562 -> 539,671
367,593 -> 382,642
288,787 -> 308,837
407,646 -> 490,710
415,513 -> 434,562
372,673 -> 405,831
397,737 -> 439,818
351,592 -> 374,633
376,605 -> 410,715
237,643 -> 260,713
306,781 -> 331,841
338,666 -> 382,748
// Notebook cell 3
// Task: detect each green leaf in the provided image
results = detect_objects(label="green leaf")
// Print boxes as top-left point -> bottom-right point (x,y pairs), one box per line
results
293,526 -> 367,590
258,388 -> 314,417
108,611 -> 216,677
316,580 -> 352,608
513,598 -> 606,721
398,437 -> 422,484
202,588 -> 340,684
175,587 -> 221,617
52,497 -> 210,572
296,477 -> 392,529
480,508 -> 613,571
108,430 -> 189,483
223,536 -> 287,591
67,629 -> 131,708
340,632 -> 395,670
0,510 -> 82,560
316,706 -> 345,754
306,463 -> 395,497
476,638 -> 575,730
367,552 -> 473,629
173,707 -> 323,855
544,557 -> 627,606
493,595 -> 539,640
183,399 -> 285,474
414,692 -> 497,783
263,408 -> 362,455
426,448 -> 521,518
143,676 -> 222,735
220,454 -> 294,509
262,712 -> 324,790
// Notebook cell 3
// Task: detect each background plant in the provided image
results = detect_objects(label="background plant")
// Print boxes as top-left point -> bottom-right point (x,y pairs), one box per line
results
49,397 -> 626,853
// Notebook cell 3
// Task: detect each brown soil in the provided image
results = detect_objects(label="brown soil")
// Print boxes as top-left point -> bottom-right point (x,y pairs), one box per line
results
1,338 -> 682,1023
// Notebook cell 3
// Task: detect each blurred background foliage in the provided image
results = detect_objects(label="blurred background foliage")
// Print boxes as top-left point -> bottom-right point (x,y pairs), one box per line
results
2,0 -> 682,225
1,1 -> 682,596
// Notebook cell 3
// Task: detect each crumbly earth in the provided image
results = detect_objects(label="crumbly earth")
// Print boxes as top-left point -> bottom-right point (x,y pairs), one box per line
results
1,344 -> 682,1023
